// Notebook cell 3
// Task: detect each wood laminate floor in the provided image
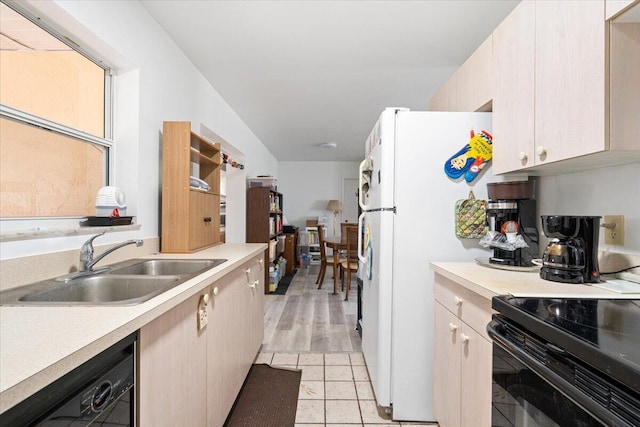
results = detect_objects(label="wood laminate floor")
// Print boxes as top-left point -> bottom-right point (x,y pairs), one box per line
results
262,265 -> 362,353
259,267 -> 435,426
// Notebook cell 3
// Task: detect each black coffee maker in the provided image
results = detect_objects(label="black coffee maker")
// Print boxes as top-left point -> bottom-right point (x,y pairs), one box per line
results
487,199 -> 539,267
540,215 -> 601,284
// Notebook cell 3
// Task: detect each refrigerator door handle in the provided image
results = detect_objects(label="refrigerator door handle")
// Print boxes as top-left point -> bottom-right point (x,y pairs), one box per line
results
358,212 -> 367,263
359,158 -> 370,211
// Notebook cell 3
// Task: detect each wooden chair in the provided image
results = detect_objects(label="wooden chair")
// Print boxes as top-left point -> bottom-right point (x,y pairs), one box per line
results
339,222 -> 356,257
315,225 -> 330,287
340,222 -> 357,240
340,225 -> 359,301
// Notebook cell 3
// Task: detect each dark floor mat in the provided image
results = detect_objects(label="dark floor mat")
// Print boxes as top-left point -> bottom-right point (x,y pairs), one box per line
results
270,270 -> 297,295
224,364 -> 301,427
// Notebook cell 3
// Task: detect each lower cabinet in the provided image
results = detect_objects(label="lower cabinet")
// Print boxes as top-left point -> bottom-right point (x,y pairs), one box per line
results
433,273 -> 493,427
138,291 -> 208,426
138,255 -> 264,426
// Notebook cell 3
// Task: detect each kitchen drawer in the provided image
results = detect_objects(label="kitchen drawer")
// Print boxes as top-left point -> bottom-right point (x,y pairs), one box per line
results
434,273 -> 493,339
242,255 -> 264,282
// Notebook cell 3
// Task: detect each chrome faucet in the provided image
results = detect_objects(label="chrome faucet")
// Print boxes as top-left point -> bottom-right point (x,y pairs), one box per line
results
80,232 -> 144,272
56,232 -> 144,282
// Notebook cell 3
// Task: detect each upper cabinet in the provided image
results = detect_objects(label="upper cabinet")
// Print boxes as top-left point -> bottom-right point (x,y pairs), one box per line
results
533,1 -> 606,167
429,35 -> 493,113
609,2 -> 640,151
437,0 -> 640,175
491,0 -> 640,175
491,1 -> 535,174
494,0 -> 606,173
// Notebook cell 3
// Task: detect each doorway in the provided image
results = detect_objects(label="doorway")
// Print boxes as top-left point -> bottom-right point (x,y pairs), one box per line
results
341,178 -> 359,224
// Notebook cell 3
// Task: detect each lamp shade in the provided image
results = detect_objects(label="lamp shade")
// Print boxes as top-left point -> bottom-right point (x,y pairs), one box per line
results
326,199 -> 342,212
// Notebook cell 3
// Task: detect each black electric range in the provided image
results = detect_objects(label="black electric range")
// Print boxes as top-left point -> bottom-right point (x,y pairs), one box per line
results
492,296 -> 640,391
487,296 -> 640,427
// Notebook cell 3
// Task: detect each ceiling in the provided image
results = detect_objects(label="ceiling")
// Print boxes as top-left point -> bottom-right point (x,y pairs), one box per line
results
141,0 -> 519,162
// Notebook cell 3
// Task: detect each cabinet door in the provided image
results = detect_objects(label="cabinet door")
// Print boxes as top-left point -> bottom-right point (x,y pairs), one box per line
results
492,1 -> 535,174
207,260 -> 262,426
433,302 -> 461,427
535,0 -> 606,164
190,191 -> 220,250
207,270 -> 240,427
138,292 -> 208,426
460,324 -> 493,427
246,256 -> 266,352
610,19 -> 640,150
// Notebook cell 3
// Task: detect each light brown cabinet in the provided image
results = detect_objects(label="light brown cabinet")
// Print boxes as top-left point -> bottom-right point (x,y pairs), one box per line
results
207,255 -> 264,426
433,273 -> 493,427
138,254 -> 265,426
138,290 -> 208,426
161,121 -> 221,253
429,35 -> 493,113
609,5 -> 640,151
492,0 -> 640,174
491,0 -> 535,174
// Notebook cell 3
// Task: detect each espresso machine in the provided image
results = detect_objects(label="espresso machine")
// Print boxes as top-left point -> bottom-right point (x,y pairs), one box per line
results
486,199 -> 539,267
540,215 -> 601,283
486,181 -> 539,267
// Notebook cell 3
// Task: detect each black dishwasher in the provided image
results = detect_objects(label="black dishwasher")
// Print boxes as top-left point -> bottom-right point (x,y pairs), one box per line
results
1,332 -> 137,426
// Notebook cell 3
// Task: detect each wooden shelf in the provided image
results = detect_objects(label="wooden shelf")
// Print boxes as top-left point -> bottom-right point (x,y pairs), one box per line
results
162,121 -> 221,253
190,147 -> 221,166
246,187 -> 284,293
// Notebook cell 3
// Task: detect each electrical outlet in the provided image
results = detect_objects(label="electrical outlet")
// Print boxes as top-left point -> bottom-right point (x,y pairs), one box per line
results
197,293 -> 209,330
198,307 -> 208,330
604,215 -> 624,246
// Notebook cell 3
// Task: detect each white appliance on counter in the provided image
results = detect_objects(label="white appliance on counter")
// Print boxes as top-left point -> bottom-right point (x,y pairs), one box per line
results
357,108 -> 501,421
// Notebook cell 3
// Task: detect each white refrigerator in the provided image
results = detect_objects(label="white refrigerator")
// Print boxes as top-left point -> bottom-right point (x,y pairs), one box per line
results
357,108 -> 501,421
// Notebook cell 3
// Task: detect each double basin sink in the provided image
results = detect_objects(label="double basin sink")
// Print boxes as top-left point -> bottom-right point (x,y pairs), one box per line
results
0,259 -> 227,306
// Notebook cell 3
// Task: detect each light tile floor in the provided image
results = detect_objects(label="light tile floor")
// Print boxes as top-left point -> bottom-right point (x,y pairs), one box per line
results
255,351 -> 436,427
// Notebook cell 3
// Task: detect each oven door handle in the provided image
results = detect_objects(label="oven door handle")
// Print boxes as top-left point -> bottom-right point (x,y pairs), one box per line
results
487,320 -> 573,395
487,320 -> 634,427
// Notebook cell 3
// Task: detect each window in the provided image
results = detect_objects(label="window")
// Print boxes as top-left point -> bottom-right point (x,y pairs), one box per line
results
0,0 -> 112,218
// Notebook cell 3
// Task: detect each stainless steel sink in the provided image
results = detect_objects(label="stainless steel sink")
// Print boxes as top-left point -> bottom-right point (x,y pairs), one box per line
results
0,258 -> 227,306
109,259 -> 226,276
18,275 -> 182,305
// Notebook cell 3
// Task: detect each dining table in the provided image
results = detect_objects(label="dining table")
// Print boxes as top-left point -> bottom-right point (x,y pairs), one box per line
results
323,236 -> 347,295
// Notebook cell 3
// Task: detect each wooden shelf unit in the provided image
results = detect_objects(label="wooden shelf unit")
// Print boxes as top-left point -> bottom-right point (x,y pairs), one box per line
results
161,121 -> 221,253
246,187 -> 284,293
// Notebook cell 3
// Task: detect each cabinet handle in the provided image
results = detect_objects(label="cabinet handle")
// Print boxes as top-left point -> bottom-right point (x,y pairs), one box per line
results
204,217 -> 212,223
258,259 -> 263,266
536,146 -> 547,157
518,152 -> 528,162
454,296 -> 463,306
460,333 -> 470,343
250,280 -> 258,289
448,322 -> 458,332
212,286 -> 219,296
202,293 -> 210,304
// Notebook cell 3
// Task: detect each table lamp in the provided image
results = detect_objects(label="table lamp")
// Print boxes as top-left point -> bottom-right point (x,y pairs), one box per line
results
326,199 -> 342,239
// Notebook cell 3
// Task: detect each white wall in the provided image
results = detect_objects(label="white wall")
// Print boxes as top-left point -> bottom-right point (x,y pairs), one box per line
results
537,162 -> 640,255
270,160 -> 640,258
0,0 -> 276,259
278,161 -> 360,235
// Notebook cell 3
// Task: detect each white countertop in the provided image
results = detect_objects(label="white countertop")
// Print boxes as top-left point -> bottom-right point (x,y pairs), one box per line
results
0,243 -> 266,414
430,261 -> 640,301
